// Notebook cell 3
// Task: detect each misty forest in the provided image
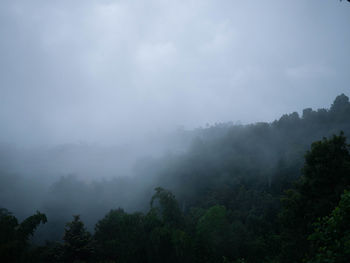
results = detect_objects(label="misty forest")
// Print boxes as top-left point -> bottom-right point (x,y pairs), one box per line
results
1,1 -> 350,263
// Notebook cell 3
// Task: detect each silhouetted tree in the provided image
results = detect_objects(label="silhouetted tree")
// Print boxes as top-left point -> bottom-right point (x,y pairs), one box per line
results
0,209 -> 47,262
94,209 -> 147,263
150,187 -> 185,228
280,132 -> 350,262
307,190 -> 350,263
62,215 -> 94,263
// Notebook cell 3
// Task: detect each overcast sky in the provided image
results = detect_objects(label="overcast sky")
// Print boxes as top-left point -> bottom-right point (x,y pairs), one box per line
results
0,0 -> 349,146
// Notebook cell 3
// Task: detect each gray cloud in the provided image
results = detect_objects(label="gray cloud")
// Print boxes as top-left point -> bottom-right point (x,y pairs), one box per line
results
0,0 -> 349,145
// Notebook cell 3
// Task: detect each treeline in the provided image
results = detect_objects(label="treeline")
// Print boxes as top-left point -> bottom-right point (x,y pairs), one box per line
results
154,94 -> 350,209
1,94 -> 350,262
1,132 -> 350,262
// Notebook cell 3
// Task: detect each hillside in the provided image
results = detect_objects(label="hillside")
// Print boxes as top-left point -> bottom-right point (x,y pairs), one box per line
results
1,94 -> 350,262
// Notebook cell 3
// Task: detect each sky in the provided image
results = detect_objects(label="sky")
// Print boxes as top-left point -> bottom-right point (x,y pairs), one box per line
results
0,0 -> 349,146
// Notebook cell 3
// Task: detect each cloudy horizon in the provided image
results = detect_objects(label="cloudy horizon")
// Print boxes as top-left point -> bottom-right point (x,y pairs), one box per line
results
1,0 -> 349,146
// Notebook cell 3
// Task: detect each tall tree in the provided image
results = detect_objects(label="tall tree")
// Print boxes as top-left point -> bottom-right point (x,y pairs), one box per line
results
279,132 -> 350,262
0,209 -> 47,262
62,215 -> 94,263
94,208 -> 147,263
307,190 -> 350,263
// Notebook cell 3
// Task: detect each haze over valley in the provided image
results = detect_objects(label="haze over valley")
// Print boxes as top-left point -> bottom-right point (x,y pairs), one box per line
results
0,1 -> 350,262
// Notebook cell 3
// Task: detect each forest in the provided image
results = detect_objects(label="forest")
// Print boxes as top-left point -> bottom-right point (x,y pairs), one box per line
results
1,94 -> 350,262
1,0 -> 349,261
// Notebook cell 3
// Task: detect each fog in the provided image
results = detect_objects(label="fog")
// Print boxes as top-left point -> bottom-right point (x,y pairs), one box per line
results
0,0 -> 350,244
1,0 -> 349,146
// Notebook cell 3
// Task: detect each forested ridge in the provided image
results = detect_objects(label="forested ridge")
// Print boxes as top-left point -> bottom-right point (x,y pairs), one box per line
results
1,94 -> 350,262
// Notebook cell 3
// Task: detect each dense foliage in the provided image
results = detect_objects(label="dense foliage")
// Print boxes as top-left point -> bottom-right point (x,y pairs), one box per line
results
307,190 -> 350,263
1,94 -> 350,262
0,209 -> 47,262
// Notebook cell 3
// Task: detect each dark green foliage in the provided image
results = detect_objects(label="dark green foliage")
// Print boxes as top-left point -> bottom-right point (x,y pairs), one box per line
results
146,188 -> 193,263
150,187 -> 185,228
94,209 -> 146,263
17,212 -> 48,242
279,132 -> 350,262
195,205 -> 234,263
61,215 -> 94,263
1,94 -> 350,262
0,208 -> 18,244
0,209 -> 47,262
307,190 -> 350,263
0,208 -> 19,262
